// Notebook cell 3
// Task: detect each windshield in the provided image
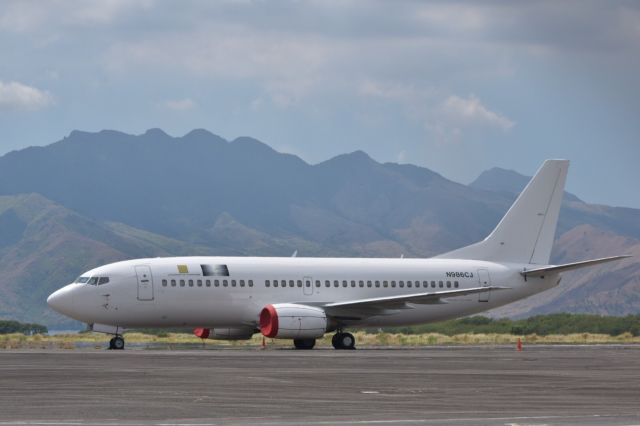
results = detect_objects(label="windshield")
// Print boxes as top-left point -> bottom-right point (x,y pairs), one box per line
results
74,276 -> 110,285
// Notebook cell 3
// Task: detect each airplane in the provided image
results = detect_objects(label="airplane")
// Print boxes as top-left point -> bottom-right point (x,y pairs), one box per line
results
47,159 -> 630,350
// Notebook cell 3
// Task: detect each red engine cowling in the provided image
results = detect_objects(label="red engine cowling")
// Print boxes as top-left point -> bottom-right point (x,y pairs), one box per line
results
193,327 -> 254,340
260,303 -> 328,339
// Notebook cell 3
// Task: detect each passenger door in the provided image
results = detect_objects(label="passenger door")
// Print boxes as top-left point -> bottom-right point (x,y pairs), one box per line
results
135,265 -> 154,301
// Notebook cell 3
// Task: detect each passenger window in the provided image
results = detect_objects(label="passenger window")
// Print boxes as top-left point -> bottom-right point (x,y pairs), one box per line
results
288,280 -> 293,288
232,280 -> 237,287
214,280 -> 220,287
439,281 -> 444,288
171,279 -> 176,287
399,281 -> 404,288
297,280 -> 303,288
391,281 -> 396,288
325,280 -> 330,287
240,280 -> 245,287
98,277 -> 110,285
367,280 -> 372,287
249,280 -> 254,287
342,280 -> 348,288
197,279 -> 202,287
188,280 -> 194,287
407,281 -> 412,288
334,280 -> 339,288
383,281 -> 388,288
431,281 -> 436,288
206,280 -> 211,287
180,280 -> 185,287
351,280 -> 356,287
223,280 -> 228,287
162,279 -> 167,287
375,281 -> 380,288
265,280 -> 270,287
359,280 -> 364,287
315,280 -> 321,287
454,281 -> 459,288
447,281 -> 452,288
305,280 -> 311,288
274,280 -> 279,287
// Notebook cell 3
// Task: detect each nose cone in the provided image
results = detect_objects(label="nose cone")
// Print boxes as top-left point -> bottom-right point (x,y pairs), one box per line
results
47,285 -> 75,317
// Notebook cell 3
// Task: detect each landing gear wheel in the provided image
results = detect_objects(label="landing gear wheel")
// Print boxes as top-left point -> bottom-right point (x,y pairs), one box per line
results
332,332 -> 356,350
293,338 -> 316,350
331,333 -> 340,348
110,335 -> 125,350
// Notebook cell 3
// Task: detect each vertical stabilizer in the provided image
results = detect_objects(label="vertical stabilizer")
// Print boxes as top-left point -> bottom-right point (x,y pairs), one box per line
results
437,159 -> 569,265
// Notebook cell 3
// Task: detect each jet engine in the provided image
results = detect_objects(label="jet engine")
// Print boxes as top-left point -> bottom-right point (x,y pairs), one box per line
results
260,303 -> 328,339
193,327 -> 254,340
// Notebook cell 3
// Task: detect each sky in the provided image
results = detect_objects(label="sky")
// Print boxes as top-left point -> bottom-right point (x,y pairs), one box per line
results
0,0 -> 639,208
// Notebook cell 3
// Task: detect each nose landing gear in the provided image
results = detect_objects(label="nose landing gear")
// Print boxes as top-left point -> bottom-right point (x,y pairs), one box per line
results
108,335 -> 125,350
332,332 -> 356,350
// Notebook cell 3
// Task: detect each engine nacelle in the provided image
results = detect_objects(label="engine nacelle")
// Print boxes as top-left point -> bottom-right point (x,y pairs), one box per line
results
260,303 -> 328,339
193,327 -> 254,340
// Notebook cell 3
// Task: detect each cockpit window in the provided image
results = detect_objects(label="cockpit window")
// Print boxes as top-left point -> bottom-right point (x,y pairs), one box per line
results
98,277 -> 110,285
75,276 -> 90,283
87,277 -> 99,285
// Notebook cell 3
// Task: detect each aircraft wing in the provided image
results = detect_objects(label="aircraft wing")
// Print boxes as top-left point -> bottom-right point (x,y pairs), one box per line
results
321,286 -> 510,320
521,255 -> 631,278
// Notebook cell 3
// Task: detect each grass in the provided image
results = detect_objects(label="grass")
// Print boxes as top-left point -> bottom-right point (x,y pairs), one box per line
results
1,331 -> 640,350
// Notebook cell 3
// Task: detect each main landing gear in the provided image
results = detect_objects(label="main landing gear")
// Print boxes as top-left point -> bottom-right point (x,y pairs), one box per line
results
332,332 -> 356,350
108,335 -> 125,350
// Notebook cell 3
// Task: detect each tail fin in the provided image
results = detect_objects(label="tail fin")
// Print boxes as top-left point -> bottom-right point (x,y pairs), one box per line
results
437,159 -> 569,265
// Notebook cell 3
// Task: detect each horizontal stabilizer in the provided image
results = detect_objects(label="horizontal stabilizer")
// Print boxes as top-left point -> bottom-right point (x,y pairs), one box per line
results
521,255 -> 631,277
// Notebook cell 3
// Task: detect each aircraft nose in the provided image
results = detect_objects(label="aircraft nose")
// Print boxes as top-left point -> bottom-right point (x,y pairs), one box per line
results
47,285 -> 75,316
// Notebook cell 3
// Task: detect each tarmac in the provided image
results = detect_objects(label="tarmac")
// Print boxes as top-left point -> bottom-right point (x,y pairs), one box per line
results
1,345 -> 639,425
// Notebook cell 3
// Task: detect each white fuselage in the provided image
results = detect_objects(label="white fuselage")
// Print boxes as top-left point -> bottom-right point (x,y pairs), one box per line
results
48,256 -> 559,331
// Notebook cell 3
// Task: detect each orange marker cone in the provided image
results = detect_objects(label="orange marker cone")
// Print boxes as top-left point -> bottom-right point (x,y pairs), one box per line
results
517,337 -> 523,352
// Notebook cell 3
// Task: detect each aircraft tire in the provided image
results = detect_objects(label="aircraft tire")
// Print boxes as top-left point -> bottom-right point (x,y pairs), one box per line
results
340,332 -> 356,350
293,338 -> 316,350
332,332 -> 356,350
112,336 -> 125,350
108,337 -> 116,350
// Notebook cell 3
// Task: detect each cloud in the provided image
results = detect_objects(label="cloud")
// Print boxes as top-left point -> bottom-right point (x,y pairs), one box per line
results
425,94 -> 514,144
0,81 -> 54,111
439,95 -> 514,131
161,98 -> 197,111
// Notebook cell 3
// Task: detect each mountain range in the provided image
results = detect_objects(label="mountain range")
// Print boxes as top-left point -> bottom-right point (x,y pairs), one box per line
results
0,129 -> 637,329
